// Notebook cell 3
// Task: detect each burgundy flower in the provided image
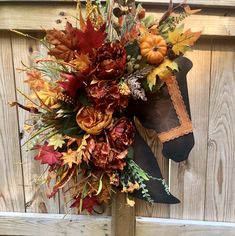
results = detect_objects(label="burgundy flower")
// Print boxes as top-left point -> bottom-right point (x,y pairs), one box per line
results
109,117 -> 135,151
87,80 -> 129,113
94,42 -> 126,80
91,142 -> 127,171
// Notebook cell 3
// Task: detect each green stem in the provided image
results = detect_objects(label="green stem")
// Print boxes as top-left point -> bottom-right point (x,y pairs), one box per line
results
22,125 -> 54,147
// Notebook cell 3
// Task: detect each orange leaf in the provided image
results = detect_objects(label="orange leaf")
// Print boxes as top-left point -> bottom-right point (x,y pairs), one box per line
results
184,5 -> 201,15
25,70 -> 45,91
46,22 -> 80,62
61,149 -> 81,168
48,165 -> 76,198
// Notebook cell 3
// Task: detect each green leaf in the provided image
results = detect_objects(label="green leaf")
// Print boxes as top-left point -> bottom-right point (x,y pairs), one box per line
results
78,90 -> 92,106
95,175 -> 103,196
127,146 -> 134,159
125,40 -> 140,59
142,15 -> 155,28
58,115 -> 84,138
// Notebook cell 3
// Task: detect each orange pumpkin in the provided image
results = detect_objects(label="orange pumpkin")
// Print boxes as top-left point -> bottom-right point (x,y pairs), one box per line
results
139,35 -> 167,65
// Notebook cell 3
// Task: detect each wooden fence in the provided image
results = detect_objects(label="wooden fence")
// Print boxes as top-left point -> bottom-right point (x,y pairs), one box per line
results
0,1 -> 235,235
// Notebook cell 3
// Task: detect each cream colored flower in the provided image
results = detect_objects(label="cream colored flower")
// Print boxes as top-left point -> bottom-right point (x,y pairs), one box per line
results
127,197 -> 135,207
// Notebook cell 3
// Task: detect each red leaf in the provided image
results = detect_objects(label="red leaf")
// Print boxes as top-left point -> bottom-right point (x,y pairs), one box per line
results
58,73 -> 84,97
76,19 -> 106,54
34,143 -> 62,166
70,195 -> 99,213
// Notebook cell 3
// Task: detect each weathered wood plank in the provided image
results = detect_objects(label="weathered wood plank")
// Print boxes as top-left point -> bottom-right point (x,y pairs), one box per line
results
0,212 -> 235,236
1,3 -> 235,37
135,124 -> 170,218
11,34 -> 60,213
170,39 -> 211,220
0,212 -> 111,236
0,32 -> 25,212
0,0 -> 235,8
111,192 -> 135,236
136,217 -> 235,236
205,38 -> 235,222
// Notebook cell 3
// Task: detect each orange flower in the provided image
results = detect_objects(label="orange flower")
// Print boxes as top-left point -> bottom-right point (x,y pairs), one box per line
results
76,106 -> 112,135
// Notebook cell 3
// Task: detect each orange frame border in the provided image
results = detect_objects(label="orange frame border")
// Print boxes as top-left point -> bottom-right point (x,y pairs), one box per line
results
157,76 -> 193,143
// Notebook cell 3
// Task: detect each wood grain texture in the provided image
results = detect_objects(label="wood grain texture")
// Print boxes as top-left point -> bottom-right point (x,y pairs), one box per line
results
0,32 -> 25,212
0,212 -> 235,236
0,212 -> 111,236
170,39 -> 212,220
111,192 -> 135,236
11,34 -> 60,213
1,0 -> 235,8
136,217 -> 235,236
205,39 -> 235,222
1,3 -> 235,37
135,123 -> 170,218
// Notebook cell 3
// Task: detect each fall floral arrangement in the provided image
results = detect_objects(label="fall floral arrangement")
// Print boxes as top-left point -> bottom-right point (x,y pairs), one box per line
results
12,0 -> 201,213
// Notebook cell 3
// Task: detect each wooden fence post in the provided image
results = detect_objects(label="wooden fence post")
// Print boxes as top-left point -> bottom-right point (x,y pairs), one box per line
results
111,192 -> 135,236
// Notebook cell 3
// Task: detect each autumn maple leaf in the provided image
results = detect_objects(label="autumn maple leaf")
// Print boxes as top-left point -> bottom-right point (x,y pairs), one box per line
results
147,59 -> 178,90
168,25 -> 201,55
34,143 -> 62,166
61,149 -> 81,168
24,70 -> 45,91
46,22 -> 81,62
70,195 -> 99,213
76,19 -> 106,54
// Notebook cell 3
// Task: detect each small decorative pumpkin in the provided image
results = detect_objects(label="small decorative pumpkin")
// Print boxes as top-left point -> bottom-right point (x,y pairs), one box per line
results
140,35 -> 167,65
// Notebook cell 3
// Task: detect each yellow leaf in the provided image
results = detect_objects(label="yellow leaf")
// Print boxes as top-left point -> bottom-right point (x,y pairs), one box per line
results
168,25 -> 201,55
62,149 -> 79,168
32,85 -> 59,107
147,59 -> 178,90
48,134 -> 65,149
76,134 -> 90,160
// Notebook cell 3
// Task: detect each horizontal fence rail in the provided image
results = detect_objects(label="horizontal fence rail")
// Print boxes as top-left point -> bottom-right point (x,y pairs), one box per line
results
1,2 -> 235,37
1,212 -> 235,236
0,0 -> 235,8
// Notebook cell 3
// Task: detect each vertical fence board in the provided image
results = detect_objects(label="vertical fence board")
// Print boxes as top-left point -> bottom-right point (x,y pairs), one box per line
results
0,32 -> 25,212
205,38 -> 235,222
170,39 -> 212,220
11,34 -> 59,213
135,125 -> 170,218
112,192 -> 135,236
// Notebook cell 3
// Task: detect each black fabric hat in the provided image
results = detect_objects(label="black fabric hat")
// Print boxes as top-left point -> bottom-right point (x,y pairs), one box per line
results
132,131 -> 180,203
